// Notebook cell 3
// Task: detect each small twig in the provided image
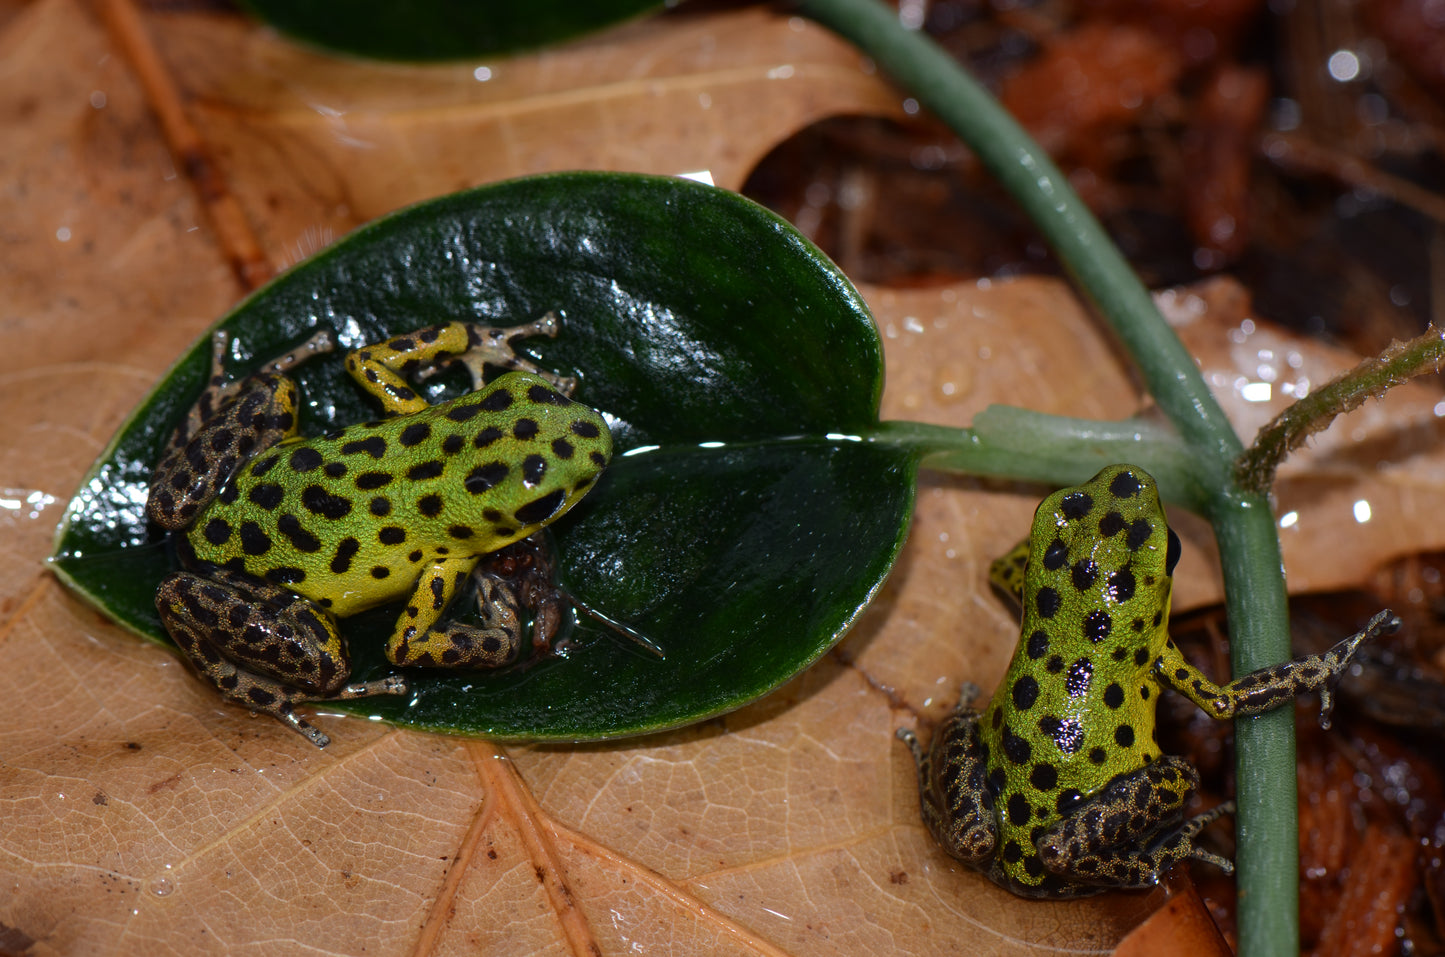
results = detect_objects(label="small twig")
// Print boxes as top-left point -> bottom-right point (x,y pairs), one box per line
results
1236,324 -> 1445,492
1261,132 -> 1445,227
96,0 -> 272,291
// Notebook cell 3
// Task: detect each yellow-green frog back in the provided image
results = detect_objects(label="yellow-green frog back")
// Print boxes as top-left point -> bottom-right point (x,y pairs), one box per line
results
183,372 -> 610,617
980,465 -> 1179,892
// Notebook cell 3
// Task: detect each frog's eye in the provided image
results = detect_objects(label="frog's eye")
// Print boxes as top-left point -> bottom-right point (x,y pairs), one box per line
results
1165,528 -> 1182,576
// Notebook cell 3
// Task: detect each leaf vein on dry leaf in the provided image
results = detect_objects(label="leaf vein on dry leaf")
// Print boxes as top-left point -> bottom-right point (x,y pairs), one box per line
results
548,819 -> 795,957
152,730 -> 410,873
917,873 -> 1115,954
0,361 -> 158,391
471,742 -> 598,956
663,822 -> 904,886
409,761 -> 499,957
258,62 -> 876,130
0,576 -> 52,653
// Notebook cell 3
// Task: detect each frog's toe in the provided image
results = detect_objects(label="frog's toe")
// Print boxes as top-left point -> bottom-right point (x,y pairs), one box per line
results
328,675 -> 410,700
957,681 -> 984,707
279,707 -> 331,749
895,726 -> 925,762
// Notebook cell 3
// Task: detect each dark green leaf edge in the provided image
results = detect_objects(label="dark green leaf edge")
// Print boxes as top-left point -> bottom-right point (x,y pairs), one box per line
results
239,0 -> 666,62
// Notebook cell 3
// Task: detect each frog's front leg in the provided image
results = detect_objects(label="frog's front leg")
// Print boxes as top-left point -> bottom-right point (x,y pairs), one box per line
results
1155,609 -> 1400,728
897,685 -> 999,872
344,315 -> 575,416
387,556 -> 525,669
156,568 -> 407,748
1033,757 -> 1232,890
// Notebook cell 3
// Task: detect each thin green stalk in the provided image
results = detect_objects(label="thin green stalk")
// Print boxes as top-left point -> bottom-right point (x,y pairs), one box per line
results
869,414 -> 1211,512
1213,490 -> 1296,948
794,1 -> 1298,952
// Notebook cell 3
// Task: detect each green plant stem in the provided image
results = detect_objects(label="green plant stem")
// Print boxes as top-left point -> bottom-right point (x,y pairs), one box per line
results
795,1 -> 1298,952
870,414 -> 1211,513
1214,490 -> 1296,948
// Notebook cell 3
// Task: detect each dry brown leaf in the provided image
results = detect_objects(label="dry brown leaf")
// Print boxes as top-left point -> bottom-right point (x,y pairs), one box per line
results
150,1 -> 904,271
5,2 -> 1444,955
1108,877 -> 1232,956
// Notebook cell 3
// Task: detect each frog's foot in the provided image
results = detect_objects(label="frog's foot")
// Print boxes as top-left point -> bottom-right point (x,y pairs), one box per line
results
188,328 -> 336,437
1157,608 -> 1401,728
1316,609 -> 1400,729
253,328 -> 338,377
289,675 -> 411,748
1184,803 -> 1236,876
346,317 -> 575,416
1158,799 -> 1236,875
1036,756 -> 1202,889
474,535 -> 568,657
449,314 -> 576,395
386,559 -> 523,669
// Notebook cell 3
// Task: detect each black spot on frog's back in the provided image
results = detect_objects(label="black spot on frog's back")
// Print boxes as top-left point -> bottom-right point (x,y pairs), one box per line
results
1059,491 -> 1093,520
522,454 -> 547,486
1125,519 -> 1153,551
341,435 -> 387,459
289,447 -> 323,472
514,489 -> 565,526
301,484 -> 352,520
479,390 -> 513,412
527,384 -> 571,406
1108,469 -> 1142,498
465,462 -> 509,494
398,422 -> 431,447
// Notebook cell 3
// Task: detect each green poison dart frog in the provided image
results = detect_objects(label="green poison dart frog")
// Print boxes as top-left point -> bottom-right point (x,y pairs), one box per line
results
898,464 -> 1398,898
146,314 -> 611,748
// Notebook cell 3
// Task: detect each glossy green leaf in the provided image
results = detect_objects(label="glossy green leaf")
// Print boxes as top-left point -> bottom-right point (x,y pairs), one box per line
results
239,0 -> 665,61
52,172 -> 914,740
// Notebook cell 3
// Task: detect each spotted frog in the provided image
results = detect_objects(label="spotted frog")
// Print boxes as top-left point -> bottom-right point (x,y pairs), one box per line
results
147,315 -> 611,748
898,464 -> 1397,898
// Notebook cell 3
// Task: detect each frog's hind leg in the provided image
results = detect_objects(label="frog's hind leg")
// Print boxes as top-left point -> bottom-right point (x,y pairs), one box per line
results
147,329 -> 335,531
386,557 -> 524,669
1035,756 -> 1225,889
897,687 -> 998,868
157,569 -> 406,748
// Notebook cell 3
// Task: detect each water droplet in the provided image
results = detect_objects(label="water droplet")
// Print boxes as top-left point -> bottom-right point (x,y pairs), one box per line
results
933,362 -> 971,402
149,876 -> 175,897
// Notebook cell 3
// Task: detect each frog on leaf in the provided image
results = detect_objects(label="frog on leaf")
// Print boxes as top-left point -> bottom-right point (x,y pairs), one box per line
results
147,315 -> 611,748
899,464 -> 1397,898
